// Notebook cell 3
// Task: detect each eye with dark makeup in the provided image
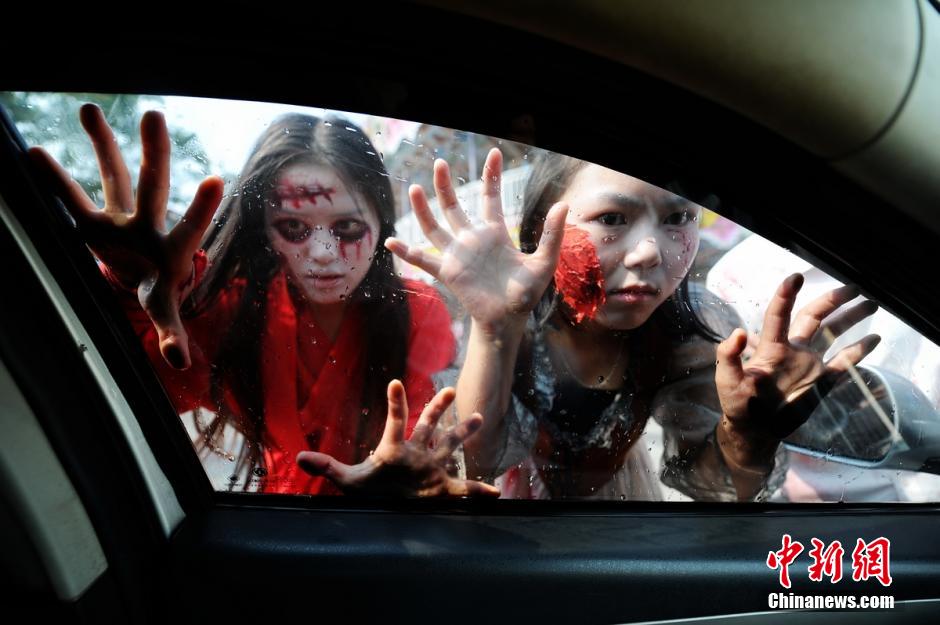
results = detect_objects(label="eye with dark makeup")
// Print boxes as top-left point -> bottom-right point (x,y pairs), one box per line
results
596,212 -> 628,226
273,218 -> 312,243
331,219 -> 370,242
664,209 -> 695,226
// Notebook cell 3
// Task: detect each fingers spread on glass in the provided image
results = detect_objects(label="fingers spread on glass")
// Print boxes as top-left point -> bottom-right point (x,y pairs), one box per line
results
716,328 -> 748,383
32,104 -> 225,370
408,182 -> 454,251
166,176 -> 224,261
826,334 -> 882,374
433,413 -> 483,463
410,386 -> 456,447
812,299 -> 879,352
136,110 -> 172,230
758,272 -> 804,346
298,380 -> 499,498
788,283 -> 859,345
296,451 -> 351,486
531,201 -> 569,264
383,237 -> 443,279
380,378 -> 409,446
27,146 -> 104,228
433,159 -> 471,233
79,103 -> 134,211
480,148 -> 506,227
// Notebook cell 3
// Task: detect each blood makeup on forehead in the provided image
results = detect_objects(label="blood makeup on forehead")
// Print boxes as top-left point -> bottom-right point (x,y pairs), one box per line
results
554,226 -> 606,323
338,228 -> 373,263
276,179 -> 337,209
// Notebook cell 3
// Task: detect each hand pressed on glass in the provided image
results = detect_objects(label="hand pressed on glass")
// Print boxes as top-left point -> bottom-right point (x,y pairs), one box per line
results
30,104 -> 465,497
392,149 -> 882,501
715,274 -> 881,474
385,149 -> 569,337
297,380 -> 500,497
29,104 -> 223,369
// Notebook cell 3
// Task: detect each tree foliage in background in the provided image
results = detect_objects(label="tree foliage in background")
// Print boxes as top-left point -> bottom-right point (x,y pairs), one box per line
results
1,92 -> 211,225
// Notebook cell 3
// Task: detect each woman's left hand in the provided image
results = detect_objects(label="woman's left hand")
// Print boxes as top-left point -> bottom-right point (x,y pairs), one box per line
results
714,273 -> 881,471
296,380 -> 501,497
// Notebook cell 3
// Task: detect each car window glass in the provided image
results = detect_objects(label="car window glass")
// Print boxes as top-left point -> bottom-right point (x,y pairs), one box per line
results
5,91 -> 940,503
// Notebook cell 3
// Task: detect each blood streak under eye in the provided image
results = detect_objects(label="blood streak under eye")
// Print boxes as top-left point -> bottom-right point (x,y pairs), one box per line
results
671,229 -> 695,259
554,226 -> 606,323
276,182 -> 337,209
338,229 -> 373,262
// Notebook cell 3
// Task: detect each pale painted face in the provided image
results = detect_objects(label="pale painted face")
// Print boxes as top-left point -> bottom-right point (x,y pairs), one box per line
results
558,164 -> 702,330
266,163 -> 380,306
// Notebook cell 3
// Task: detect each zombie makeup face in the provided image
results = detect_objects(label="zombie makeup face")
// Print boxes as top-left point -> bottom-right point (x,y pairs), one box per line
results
556,165 -> 701,330
267,163 -> 380,307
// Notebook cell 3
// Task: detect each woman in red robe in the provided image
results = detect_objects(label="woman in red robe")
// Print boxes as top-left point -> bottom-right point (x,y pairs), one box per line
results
32,103 -> 497,498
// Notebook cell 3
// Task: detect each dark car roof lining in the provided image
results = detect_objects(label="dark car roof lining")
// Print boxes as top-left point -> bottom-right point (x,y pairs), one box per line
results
1,4 -> 939,623
3,4 -> 938,351
426,0 -> 924,161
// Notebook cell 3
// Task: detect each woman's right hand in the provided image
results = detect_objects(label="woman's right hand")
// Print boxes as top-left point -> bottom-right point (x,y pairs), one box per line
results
29,103 -> 224,369
385,148 -> 568,336
297,380 -> 500,498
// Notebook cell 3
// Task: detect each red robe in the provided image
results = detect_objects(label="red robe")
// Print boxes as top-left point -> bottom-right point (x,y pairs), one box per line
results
115,269 -> 455,495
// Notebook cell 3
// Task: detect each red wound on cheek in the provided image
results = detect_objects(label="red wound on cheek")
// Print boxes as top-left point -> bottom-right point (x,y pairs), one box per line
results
554,226 -> 606,323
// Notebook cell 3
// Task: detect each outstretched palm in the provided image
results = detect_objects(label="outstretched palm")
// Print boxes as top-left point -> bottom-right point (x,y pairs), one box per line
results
715,273 -> 881,466
297,381 -> 500,497
385,149 -> 568,332
29,103 -> 223,369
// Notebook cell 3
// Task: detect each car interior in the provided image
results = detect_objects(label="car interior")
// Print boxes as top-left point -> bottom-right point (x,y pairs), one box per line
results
1,2 -> 939,623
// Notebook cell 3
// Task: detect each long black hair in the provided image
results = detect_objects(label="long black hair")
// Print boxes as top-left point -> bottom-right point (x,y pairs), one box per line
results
185,113 -> 409,484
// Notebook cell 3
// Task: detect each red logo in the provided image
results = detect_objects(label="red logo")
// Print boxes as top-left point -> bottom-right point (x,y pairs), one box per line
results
851,537 -> 892,587
767,536 -> 892,588
807,538 -> 844,583
766,534 -> 804,589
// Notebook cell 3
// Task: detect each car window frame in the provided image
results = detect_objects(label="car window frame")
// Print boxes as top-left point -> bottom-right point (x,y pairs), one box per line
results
3,4 -> 940,622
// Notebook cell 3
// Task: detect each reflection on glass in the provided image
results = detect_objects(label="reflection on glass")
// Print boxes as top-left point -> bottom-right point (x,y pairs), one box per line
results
8,92 -> 940,503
